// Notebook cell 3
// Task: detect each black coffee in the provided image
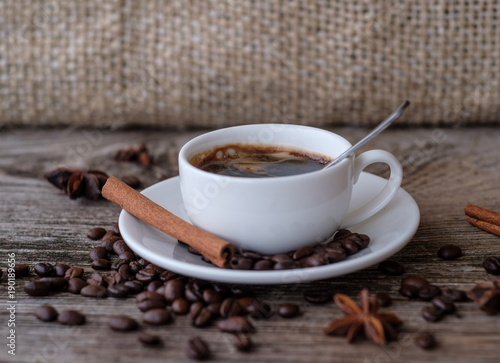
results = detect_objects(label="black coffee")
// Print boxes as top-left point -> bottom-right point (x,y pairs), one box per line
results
190,143 -> 332,178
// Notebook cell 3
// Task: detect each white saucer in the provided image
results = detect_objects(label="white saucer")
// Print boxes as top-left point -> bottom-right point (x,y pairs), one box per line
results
119,173 -> 420,285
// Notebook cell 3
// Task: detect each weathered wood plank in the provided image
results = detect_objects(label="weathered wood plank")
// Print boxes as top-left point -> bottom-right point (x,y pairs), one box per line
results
1,127 -> 500,362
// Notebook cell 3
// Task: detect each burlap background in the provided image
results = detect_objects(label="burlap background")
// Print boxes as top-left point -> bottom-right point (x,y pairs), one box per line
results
1,1 -> 499,129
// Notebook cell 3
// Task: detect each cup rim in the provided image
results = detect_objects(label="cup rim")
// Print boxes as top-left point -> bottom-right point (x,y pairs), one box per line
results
178,124 -> 353,183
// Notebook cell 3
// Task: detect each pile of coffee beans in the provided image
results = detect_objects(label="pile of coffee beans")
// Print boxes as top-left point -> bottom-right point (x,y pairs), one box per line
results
186,229 -> 370,270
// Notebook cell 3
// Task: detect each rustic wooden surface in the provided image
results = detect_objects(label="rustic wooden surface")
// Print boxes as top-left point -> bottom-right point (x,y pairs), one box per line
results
1,126 -> 500,363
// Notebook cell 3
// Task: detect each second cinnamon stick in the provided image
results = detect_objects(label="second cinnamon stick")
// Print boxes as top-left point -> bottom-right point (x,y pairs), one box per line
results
102,177 -> 235,268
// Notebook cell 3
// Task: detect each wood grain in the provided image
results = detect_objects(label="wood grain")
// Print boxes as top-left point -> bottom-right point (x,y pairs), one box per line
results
1,127 -> 500,362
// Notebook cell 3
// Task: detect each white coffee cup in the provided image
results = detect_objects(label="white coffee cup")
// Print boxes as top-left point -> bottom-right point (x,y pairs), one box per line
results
178,124 -> 402,255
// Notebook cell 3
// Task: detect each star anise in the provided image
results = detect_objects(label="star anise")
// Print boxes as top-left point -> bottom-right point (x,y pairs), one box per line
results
323,289 -> 402,345
467,280 -> 500,315
113,144 -> 151,168
45,168 -> 109,200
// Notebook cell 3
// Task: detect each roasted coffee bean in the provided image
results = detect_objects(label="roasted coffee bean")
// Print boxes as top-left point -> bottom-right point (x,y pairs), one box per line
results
109,315 -> 139,331
186,336 -> 210,360
401,275 -> 430,290
164,278 -> 185,303
237,297 -> 256,311
80,284 -> 107,298
87,227 -> 107,240
67,278 -> 87,294
89,246 -> 108,261
185,287 -> 202,302
230,286 -> 253,298
217,316 -> 255,333
242,299 -> 272,319
104,271 -> 123,286
353,234 -> 370,249
118,264 -> 133,281
376,292 -> 392,307
40,277 -> 68,291
143,308 -> 172,325
421,306 -> 444,322
417,285 -> 442,301
398,284 -> 420,299
483,256 -> 500,275
107,284 -> 131,298
437,244 -> 462,260
138,332 -> 161,346
431,296 -> 456,314
206,302 -> 221,316
124,280 -> 144,294
171,298 -> 190,315
35,305 -> 58,322
277,303 -> 300,318
303,254 -> 328,267
324,248 -> 346,263
189,303 -> 212,327
121,175 -> 141,188
292,245 -> 315,260
303,289 -> 332,304
34,262 -> 55,277
441,288 -> 468,303
101,230 -> 119,244
91,258 -> 112,271
253,259 -> 274,270
54,264 -> 70,277
137,258 -> 150,268
186,245 -> 202,255
58,310 -> 85,325
238,249 -> 263,260
415,331 -> 437,350
230,256 -> 254,270
338,238 -> 359,255
65,266 -> 83,279
113,240 -> 133,255
118,252 -> 136,263
135,268 -> 158,283
334,229 -> 352,239
203,289 -> 222,304
378,260 -> 405,275
111,258 -> 128,271
14,264 -> 30,277
232,334 -> 253,352
24,281 -> 51,296
87,272 -> 107,286
147,280 -> 163,292
271,254 -> 297,270
159,270 -> 178,282
101,239 -> 116,253
129,261 -> 143,274
136,291 -> 166,312
220,297 -> 242,318
112,223 -> 121,235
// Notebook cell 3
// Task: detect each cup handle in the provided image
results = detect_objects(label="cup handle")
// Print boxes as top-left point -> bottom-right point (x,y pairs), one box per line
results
339,150 -> 403,229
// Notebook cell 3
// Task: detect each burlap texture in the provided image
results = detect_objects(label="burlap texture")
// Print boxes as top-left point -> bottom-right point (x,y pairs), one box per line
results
1,1 -> 499,128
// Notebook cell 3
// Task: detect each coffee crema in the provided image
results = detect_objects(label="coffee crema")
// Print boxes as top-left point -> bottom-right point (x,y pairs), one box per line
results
189,143 -> 333,178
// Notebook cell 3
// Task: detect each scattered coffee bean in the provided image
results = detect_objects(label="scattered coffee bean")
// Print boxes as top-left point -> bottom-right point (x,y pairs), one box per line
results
431,296 -> 456,314
437,244 -> 462,260
143,308 -> 172,325
14,264 -> 30,277
401,275 -> 430,290
186,336 -> 210,360
91,258 -> 112,271
277,303 -> 300,318
121,175 -> 141,189
113,240 -> 133,255
376,292 -> 392,307
398,284 -> 420,299
89,247 -> 108,261
35,305 -> 58,322
220,297 -> 242,318
136,291 -> 166,312
24,281 -> 51,296
253,259 -> 274,270
415,331 -> 437,350
58,310 -> 86,325
138,332 -> 161,346
80,285 -> 107,298
104,271 -> 122,286
378,260 -> 405,275
40,277 -> 68,291
107,284 -> 131,298
147,280 -> 163,292
421,306 -> 444,322
441,288 -> 468,303
232,334 -> 253,352
303,290 -> 332,304
203,289 -> 222,305
217,316 -> 255,333
67,278 -> 87,294
34,262 -> 55,277
65,266 -> 84,279
87,272 -> 107,286
171,298 -> 190,315
87,227 -> 107,240
164,278 -> 185,303
417,285 -> 442,301
483,256 -> 500,275
135,268 -> 158,283
101,239 -> 116,253
124,280 -> 144,294
54,264 -> 70,277
109,315 -> 139,331
189,303 -> 212,327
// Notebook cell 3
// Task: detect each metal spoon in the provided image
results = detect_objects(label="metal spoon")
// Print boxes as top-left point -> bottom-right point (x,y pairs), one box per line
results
323,100 -> 410,169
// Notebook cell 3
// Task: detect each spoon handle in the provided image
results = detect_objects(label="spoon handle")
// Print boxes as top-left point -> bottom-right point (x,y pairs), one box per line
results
324,100 -> 410,169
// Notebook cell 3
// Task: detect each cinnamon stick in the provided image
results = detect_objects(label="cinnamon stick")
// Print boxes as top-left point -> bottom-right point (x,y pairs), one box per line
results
466,216 -> 500,238
464,204 -> 500,227
102,177 -> 234,268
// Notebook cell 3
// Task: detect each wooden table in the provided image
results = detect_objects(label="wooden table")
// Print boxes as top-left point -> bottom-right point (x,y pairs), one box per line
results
2,126 -> 500,363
